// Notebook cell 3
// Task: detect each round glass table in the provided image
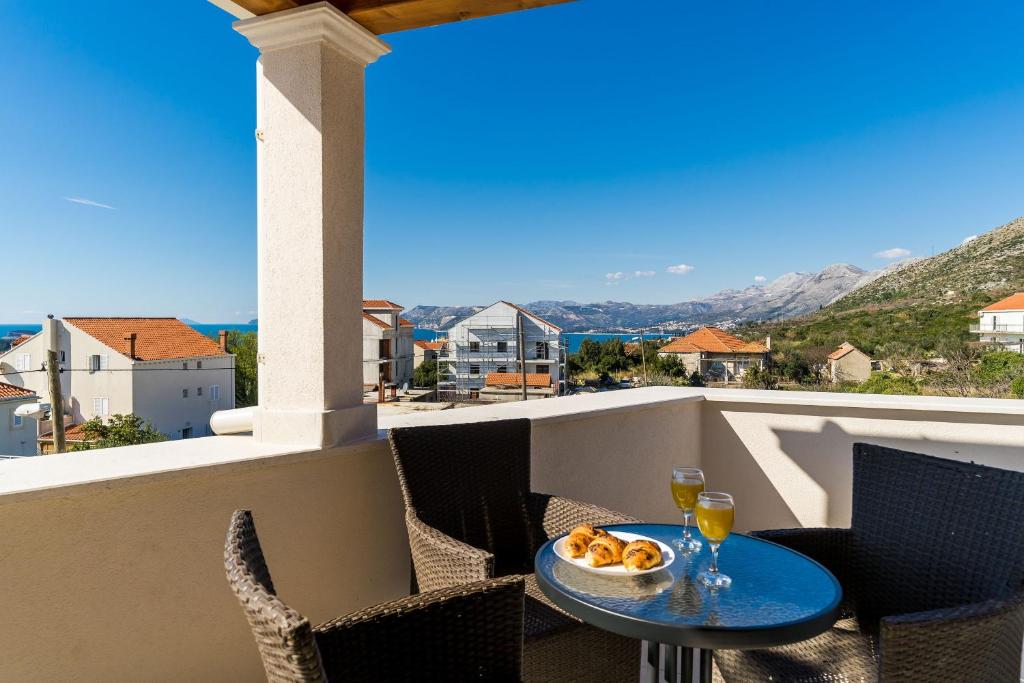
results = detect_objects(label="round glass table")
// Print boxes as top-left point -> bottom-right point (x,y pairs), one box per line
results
534,523 -> 842,683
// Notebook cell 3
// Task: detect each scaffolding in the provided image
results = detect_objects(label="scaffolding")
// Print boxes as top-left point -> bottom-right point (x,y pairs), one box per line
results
436,312 -> 565,403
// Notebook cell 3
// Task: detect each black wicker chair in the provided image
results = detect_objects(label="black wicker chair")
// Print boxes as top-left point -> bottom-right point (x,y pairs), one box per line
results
388,418 -> 641,680
225,510 -> 526,682
715,443 -> 1024,683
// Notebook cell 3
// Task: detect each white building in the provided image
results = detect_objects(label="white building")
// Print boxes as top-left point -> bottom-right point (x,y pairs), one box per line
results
973,293 -> 1024,352
362,300 -> 414,391
0,382 -> 38,457
439,301 -> 563,400
0,317 -> 235,442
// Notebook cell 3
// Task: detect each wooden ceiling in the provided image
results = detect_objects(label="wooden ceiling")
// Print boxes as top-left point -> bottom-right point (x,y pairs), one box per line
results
229,0 -> 577,34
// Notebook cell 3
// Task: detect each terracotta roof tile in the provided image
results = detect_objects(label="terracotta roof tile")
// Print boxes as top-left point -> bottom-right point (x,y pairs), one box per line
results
0,381 -> 35,400
10,334 -> 32,348
362,312 -> 391,329
38,423 -> 91,442
415,340 -> 445,351
399,318 -> 415,327
362,299 -> 403,310
485,372 -> 552,387
62,318 -> 226,361
982,293 -> 1024,312
828,343 -> 858,361
659,327 -> 769,354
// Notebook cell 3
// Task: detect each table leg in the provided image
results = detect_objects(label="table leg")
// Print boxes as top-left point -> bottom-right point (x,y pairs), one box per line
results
642,640 -> 659,683
663,645 -> 678,683
682,647 -> 693,682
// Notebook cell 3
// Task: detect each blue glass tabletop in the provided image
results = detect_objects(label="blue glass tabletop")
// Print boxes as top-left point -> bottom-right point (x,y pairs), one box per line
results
534,523 -> 842,650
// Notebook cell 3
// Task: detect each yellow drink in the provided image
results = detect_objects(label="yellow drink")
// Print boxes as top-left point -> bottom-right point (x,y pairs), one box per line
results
670,480 -> 705,511
696,501 -> 734,543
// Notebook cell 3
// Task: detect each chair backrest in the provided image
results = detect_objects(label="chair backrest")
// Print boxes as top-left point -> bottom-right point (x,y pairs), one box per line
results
389,419 -> 535,575
851,444 -> 1024,628
224,510 -> 327,683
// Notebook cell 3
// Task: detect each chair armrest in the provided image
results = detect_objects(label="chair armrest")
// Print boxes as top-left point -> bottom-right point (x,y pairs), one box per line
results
406,509 -> 495,592
753,527 -> 853,611
879,589 -> 1024,682
528,492 -> 640,539
314,576 -> 526,682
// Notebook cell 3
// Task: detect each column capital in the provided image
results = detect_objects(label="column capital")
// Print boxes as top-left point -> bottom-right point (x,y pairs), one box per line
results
234,1 -> 390,65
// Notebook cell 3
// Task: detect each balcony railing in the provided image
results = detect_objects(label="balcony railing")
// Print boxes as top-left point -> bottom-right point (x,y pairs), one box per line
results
1,387 -> 1022,680
970,323 -> 1024,333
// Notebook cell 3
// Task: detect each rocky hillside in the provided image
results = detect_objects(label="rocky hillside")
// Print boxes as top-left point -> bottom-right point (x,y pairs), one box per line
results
833,216 -> 1024,311
405,263 -> 882,332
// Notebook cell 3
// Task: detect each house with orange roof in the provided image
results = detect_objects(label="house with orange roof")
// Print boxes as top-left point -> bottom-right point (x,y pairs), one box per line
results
974,293 -> 1024,353
362,300 -> 414,392
0,381 -> 38,456
413,339 -> 446,369
827,342 -> 872,383
657,326 -> 769,383
441,301 -> 563,399
479,372 -> 556,402
0,317 -> 234,443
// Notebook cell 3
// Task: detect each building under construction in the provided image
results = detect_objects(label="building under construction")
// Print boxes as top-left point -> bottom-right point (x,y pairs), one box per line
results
436,301 -> 564,402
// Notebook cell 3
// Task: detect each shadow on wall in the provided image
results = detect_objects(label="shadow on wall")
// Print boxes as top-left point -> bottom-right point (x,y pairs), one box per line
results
703,403 -> 1024,532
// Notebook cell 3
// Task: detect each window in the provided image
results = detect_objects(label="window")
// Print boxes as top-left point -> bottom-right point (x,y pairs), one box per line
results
210,385 -> 220,401
15,353 -> 31,372
90,355 -> 108,372
197,386 -> 203,397
469,341 -> 480,353
92,397 -> 109,417
536,341 -> 548,359
182,362 -> 189,370
497,365 -> 507,373
182,388 -> 189,398
13,413 -> 23,428
182,427 -> 193,439
196,360 -> 202,369
59,351 -> 65,363
469,364 -> 481,375
497,341 -> 508,353
536,364 -> 550,374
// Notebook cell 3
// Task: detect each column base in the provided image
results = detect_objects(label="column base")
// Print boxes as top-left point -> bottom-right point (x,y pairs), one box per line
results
253,404 -> 377,448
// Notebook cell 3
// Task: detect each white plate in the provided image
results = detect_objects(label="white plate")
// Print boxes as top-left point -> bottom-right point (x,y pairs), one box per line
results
553,531 -> 675,576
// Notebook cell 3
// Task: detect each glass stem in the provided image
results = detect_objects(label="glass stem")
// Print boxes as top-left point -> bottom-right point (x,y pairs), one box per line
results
709,544 -> 720,573
682,510 -> 691,539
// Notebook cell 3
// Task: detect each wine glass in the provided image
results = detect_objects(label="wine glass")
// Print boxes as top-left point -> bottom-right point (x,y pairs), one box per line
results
670,467 -> 705,552
696,492 -> 735,588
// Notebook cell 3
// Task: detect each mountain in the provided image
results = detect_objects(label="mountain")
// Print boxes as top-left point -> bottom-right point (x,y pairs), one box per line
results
404,263 -> 879,332
737,215 -> 1024,354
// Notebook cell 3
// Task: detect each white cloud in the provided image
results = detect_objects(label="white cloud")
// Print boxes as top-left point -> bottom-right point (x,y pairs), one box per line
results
605,272 -> 627,281
634,270 -> 656,278
754,275 -> 767,283
873,247 -> 911,259
666,263 -> 694,275
961,235 -> 978,245
63,196 -> 116,210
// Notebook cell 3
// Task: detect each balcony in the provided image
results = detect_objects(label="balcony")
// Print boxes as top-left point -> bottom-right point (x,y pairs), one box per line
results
970,323 -> 1024,333
1,387 -> 1022,680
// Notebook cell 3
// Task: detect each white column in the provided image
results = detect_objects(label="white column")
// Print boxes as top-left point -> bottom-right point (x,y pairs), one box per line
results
235,3 -> 390,446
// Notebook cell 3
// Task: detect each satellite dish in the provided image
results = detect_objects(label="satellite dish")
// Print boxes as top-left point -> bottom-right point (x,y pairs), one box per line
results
15,402 -> 48,418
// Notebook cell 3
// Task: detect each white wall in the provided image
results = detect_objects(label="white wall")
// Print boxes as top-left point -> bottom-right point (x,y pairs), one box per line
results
0,398 -> 38,456
132,356 -> 235,439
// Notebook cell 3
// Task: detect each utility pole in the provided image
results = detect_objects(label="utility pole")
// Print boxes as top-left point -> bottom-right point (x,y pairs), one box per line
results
517,313 -> 528,402
639,327 -> 649,387
46,349 -> 66,454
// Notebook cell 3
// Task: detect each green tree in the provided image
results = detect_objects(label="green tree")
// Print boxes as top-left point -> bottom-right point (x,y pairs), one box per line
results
742,364 -> 780,390
854,372 -> 920,396
71,414 -> 167,451
226,331 -> 258,407
414,359 -> 439,388
1011,376 -> 1024,399
687,371 -> 706,387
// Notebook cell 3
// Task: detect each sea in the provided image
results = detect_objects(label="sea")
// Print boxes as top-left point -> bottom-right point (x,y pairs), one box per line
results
1,323 -> 661,355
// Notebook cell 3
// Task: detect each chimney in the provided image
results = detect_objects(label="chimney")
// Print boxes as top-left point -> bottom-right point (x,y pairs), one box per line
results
765,335 -> 772,351
125,333 -> 137,360
219,330 -> 228,352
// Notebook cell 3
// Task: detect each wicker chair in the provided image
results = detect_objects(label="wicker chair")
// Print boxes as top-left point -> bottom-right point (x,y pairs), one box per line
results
715,443 -> 1024,683
388,418 -> 641,680
225,509 -> 526,682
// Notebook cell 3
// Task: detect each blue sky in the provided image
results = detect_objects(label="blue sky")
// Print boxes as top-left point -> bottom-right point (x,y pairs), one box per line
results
1,1 -> 1022,322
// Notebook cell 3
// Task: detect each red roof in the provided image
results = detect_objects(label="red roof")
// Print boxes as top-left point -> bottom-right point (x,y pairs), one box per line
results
658,327 -> 768,354
415,340 -> 445,351
399,318 -> 415,327
485,372 -> 552,388
362,299 -> 403,310
38,423 -> 91,442
10,334 -> 32,348
828,342 -> 859,361
982,293 -> 1024,312
62,318 -> 226,361
0,381 -> 35,400
362,312 -> 391,329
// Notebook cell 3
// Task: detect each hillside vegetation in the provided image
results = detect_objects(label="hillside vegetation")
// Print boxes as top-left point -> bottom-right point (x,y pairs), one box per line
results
739,216 -> 1024,355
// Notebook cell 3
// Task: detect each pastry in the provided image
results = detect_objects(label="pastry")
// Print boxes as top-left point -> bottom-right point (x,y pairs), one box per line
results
585,534 -> 627,567
565,524 -> 608,558
622,540 -> 662,571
